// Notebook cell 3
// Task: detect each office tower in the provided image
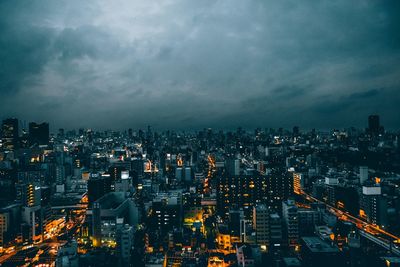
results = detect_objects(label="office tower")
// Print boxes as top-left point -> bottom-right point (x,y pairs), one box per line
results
0,168 -> 17,202
92,192 -> 138,248
29,122 -> 49,146
282,200 -> 299,247
55,165 -> 66,185
0,213 -> 9,246
131,158 -> 144,179
150,200 -> 180,234
1,118 -> 19,150
108,165 -> 127,182
253,204 -> 269,247
217,175 -> 267,219
19,128 -> 29,148
229,208 -> 244,237
217,170 -> 293,218
184,167 -> 192,182
267,169 -> 294,209
368,115 -> 379,132
86,129 -> 93,143
175,167 -> 183,182
368,114 -> 384,135
115,171 -> 132,192
116,223 -> 134,266
16,183 -> 41,207
293,172 -> 303,195
293,126 -> 299,137
269,213 -> 283,247
298,209 -> 321,235
0,204 -> 21,246
359,166 -> 368,184
87,173 -> 112,204
21,205 -> 41,243
225,158 -> 240,176
360,185 -> 387,226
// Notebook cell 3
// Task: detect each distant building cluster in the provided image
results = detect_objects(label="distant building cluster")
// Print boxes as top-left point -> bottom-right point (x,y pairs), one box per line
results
0,115 -> 399,266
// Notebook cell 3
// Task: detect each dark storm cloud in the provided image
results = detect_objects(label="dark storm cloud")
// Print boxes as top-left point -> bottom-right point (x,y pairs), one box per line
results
0,0 -> 399,130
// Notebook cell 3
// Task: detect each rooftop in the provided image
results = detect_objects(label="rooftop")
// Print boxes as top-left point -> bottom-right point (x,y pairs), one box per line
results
96,192 -> 126,210
302,237 -> 340,253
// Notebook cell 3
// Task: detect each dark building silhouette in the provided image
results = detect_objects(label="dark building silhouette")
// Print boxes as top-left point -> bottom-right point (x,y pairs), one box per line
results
1,118 -> 19,150
87,174 -> 113,205
300,237 -> 345,267
368,115 -> 384,135
29,122 -> 49,146
293,126 -> 299,137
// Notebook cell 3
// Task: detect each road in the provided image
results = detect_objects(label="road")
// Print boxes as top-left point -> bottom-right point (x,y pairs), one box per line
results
203,154 -> 216,194
0,194 -> 88,265
302,191 -> 400,255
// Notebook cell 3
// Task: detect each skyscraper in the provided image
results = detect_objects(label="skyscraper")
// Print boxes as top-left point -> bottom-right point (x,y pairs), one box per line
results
359,166 -> 368,184
29,122 -> 49,146
368,115 -> 383,135
282,200 -> 299,247
253,204 -> 269,247
225,158 -> 240,176
1,118 -> 19,151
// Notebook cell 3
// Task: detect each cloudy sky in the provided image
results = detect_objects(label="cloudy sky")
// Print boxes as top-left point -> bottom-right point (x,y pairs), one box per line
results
0,0 -> 399,130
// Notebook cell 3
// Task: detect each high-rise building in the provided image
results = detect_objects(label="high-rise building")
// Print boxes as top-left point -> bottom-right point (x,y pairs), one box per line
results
293,172 -> 303,195
1,118 -> 19,150
267,169 -> 294,209
0,204 -> 21,246
359,166 -> 368,184
108,165 -> 127,182
16,183 -> 41,207
55,165 -> 66,185
269,213 -> 283,247
29,122 -> 49,146
292,126 -> 299,137
92,192 -> 138,248
282,200 -> 299,247
368,115 -> 383,135
253,204 -> 269,247
150,200 -> 180,234
184,167 -> 191,182
298,209 -> 321,235
360,185 -> 387,226
229,208 -> 244,237
87,173 -> 113,204
217,175 -> 267,219
175,167 -> 183,182
21,205 -> 41,243
368,115 -> 379,132
0,213 -> 9,246
217,169 -> 293,219
116,223 -> 134,266
225,158 -> 240,176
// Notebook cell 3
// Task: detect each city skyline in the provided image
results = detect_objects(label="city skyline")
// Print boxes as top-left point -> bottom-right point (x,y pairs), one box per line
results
1,1 -> 400,130
0,114 -> 392,134
0,113 -> 399,266
1,1 -> 400,266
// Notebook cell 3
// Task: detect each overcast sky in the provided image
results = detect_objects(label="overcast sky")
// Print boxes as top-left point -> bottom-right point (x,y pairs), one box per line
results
0,0 -> 399,131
